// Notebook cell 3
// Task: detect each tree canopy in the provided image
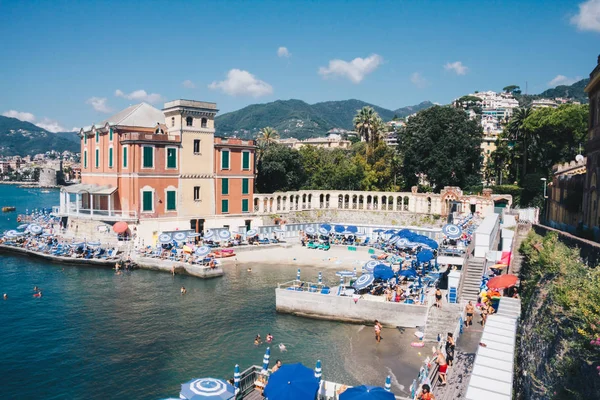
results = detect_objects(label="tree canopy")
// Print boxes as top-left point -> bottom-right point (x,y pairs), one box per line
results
400,106 -> 483,191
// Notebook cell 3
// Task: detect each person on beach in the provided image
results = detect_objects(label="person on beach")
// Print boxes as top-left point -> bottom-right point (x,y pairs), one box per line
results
180,286 -> 186,295
445,333 -> 455,367
417,384 -> 435,400
465,301 -> 475,327
374,320 -> 382,343
271,359 -> 282,373
435,288 -> 443,308
436,351 -> 447,385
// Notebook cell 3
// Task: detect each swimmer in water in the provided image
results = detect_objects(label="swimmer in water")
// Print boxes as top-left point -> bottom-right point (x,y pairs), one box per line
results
278,343 -> 287,352
180,286 -> 187,295
34,286 -> 39,292
33,291 -> 42,298
3,293 -> 7,300
247,268 -> 252,272
254,334 -> 262,345
266,333 -> 273,343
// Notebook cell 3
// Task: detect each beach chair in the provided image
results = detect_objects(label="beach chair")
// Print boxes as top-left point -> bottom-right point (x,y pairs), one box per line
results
360,237 -> 370,246
320,286 -> 331,295
307,242 -> 317,249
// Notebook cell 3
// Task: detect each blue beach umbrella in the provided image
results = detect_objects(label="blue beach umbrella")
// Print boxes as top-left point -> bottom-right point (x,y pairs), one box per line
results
353,273 -> 375,290
416,249 -> 434,263
246,228 -> 258,237
264,363 -> 319,400
396,238 -> 409,247
320,224 -> 332,232
334,225 -> 345,234
345,225 -> 358,233
442,224 -> 462,239
385,376 -> 391,392
373,228 -> 385,233
364,260 -> 379,272
195,246 -> 211,257
384,229 -> 396,235
398,269 -> 418,278
204,230 -> 214,239
314,360 -> 322,382
234,365 -> 240,392
304,226 -> 316,235
159,233 -> 172,244
388,236 -> 400,245
218,230 -> 231,240
180,378 -> 235,400
173,232 -> 188,242
318,227 -> 329,235
261,347 -> 271,374
340,385 -> 395,400
373,265 -> 394,280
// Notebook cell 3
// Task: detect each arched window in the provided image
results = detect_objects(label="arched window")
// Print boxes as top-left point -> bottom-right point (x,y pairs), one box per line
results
186,117 -> 193,127
201,118 -> 207,128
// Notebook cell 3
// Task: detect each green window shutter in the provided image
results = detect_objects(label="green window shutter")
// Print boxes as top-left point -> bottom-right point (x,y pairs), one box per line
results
167,148 -> 177,168
166,191 -> 176,211
142,191 -> 153,211
242,199 -> 249,213
84,151 -> 87,168
143,147 -> 153,168
242,178 -> 249,194
123,147 -> 128,168
109,128 -> 113,141
95,132 -> 99,143
222,199 -> 229,213
108,148 -> 113,168
222,178 -> 229,195
242,152 -> 250,170
95,149 -> 99,168
222,150 -> 230,169
84,135 -> 87,145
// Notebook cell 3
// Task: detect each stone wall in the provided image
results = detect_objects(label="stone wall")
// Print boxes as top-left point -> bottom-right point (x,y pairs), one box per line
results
534,223 -> 600,266
275,289 -> 429,328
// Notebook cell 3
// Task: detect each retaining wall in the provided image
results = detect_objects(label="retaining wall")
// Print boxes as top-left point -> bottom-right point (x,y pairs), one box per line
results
534,223 -> 600,266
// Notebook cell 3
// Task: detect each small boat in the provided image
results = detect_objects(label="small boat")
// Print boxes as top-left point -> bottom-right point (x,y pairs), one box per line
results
2,207 -> 16,212
40,190 -> 50,193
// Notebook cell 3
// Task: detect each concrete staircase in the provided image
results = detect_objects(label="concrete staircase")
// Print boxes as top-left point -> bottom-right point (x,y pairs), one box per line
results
423,303 -> 463,343
459,257 -> 485,303
433,351 -> 476,399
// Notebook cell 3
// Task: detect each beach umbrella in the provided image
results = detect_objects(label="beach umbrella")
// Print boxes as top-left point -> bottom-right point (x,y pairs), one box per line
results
345,225 -> 358,233
159,233 -> 172,244
388,236 -> 400,244
4,229 -> 18,238
195,246 -> 211,257
297,268 -> 301,281
487,274 -> 519,290
261,347 -> 271,374
314,360 -> 322,382
234,365 -> 240,393
87,241 -> 101,247
112,221 -> 128,234
304,226 -> 316,235
384,229 -> 396,235
218,230 -> 231,240
340,385 -> 394,400
384,376 -> 391,392
396,238 -> 409,247
180,378 -> 235,400
318,227 -> 329,235
204,230 -> 215,239
398,269 -> 418,278
355,232 -> 366,237
318,272 -> 322,284
353,273 -> 374,290
442,224 -> 462,239
416,249 -> 434,263
335,270 -> 355,277
364,260 -> 379,272
173,232 -> 188,242
397,229 -> 414,238
264,363 -> 319,400
373,265 -> 394,280
28,224 -> 43,235
373,228 -> 385,233
320,224 -> 332,232
16,224 -> 29,230
246,228 -> 258,236
334,225 -> 345,234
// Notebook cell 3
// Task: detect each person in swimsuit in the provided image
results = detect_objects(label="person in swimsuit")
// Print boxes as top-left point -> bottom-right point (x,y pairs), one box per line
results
435,288 -> 443,309
254,334 -> 262,345
465,301 -> 475,327
417,384 -> 436,400
436,351 -> 448,385
266,333 -> 273,343
180,286 -> 187,295
445,332 -> 455,367
374,320 -> 382,343
271,360 -> 282,373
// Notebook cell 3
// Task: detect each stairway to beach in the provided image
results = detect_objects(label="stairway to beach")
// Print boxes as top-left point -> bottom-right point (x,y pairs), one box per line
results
459,257 -> 485,303
423,303 -> 463,342
433,351 -> 476,399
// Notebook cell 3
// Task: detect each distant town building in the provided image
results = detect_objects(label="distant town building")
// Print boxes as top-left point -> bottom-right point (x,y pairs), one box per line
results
531,98 -> 558,109
276,135 -> 351,150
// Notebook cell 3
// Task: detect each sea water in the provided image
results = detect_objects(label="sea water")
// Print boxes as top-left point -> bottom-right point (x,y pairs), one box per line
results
0,185 -> 407,399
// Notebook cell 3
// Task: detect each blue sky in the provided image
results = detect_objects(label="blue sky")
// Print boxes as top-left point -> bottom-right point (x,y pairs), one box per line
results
0,0 -> 599,131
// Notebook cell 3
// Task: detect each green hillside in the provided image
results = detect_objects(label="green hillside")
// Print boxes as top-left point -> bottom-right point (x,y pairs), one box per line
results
0,116 -> 80,156
515,78 -> 589,107
215,99 -> 433,139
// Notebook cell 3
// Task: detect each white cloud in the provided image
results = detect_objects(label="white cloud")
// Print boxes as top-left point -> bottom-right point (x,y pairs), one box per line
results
277,47 -> 291,58
115,89 -> 163,103
208,69 -> 273,97
410,72 -> 429,88
2,110 -> 64,132
86,97 -> 112,113
318,54 -> 383,84
548,74 -> 581,86
444,61 -> 469,75
570,0 -> 600,32
2,110 -> 36,122
182,80 -> 196,89
71,127 -> 80,132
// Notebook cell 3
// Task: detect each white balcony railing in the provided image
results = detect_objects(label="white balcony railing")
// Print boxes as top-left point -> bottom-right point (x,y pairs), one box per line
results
55,205 -> 138,221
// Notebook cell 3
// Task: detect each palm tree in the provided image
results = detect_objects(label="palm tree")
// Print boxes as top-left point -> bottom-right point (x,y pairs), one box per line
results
353,107 -> 379,146
255,126 -> 280,167
507,107 -> 532,181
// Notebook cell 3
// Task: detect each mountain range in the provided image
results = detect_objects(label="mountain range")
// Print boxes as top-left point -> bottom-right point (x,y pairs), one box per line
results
0,116 -> 79,157
214,99 -> 434,139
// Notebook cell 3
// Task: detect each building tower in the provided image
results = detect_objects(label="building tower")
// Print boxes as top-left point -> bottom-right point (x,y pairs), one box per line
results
583,55 -> 600,230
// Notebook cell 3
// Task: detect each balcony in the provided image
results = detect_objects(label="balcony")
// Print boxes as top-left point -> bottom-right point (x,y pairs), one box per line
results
54,204 -> 138,222
120,132 -> 180,143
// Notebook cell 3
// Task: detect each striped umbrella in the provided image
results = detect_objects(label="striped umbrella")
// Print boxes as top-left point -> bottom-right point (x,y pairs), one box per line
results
396,238 -> 410,247
261,347 -> 271,374
318,227 -> 329,235
4,229 -> 18,238
353,274 -> 374,290
173,232 -> 188,242
195,246 -> 211,257
315,360 -> 322,382
388,236 -> 400,244
17,224 -> 29,230
246,229 -> 258,236
318,272 -> 322,284
204,230 -> 215,239
180,378 -> 235,400
218,230 -> 231,240
304,226 -> 316,235
234,365 -> 240,392
363,260 -> 379,272
442,224 -> 462,239
28,224 -> 43,235
385,376 -> 392,392
296,268 -> 301,281
159,233 -> 172,244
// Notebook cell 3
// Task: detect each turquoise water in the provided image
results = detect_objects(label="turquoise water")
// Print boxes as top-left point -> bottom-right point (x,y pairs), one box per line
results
0,185 -> 369,399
